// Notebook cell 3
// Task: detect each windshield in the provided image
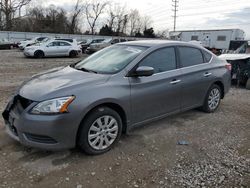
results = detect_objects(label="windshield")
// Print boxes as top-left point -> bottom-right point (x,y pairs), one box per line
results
74,45 -> 147,74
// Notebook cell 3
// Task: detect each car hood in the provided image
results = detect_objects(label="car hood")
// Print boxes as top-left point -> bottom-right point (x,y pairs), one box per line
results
219,53 -> 250,61
19,66 -> 110,101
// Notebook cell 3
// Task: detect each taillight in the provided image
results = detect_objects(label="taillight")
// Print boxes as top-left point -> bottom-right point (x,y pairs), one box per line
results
225,63 -> 232,71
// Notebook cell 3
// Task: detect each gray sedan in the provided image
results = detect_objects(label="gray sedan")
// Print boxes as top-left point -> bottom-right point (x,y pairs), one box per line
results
2,40 -> 231,155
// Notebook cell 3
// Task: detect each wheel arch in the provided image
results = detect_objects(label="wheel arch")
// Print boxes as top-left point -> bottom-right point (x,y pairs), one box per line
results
213,80 -> 225,99
34,49 -> 44,57
75,102 -> 128,145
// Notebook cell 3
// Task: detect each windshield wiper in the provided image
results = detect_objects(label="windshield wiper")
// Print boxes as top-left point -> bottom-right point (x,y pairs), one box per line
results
78,67 -> 98,74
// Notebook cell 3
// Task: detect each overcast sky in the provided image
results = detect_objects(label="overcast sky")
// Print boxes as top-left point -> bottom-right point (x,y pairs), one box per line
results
39,0 -> 250,38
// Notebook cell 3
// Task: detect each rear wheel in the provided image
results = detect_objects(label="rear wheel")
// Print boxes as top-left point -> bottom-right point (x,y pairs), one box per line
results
201,84 -> 222,113
34,50 -> 44,58
77,107 -> 122,155
69,50 -> 77,58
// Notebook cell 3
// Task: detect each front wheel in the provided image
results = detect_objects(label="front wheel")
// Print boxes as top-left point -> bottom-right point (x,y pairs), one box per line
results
201,84 -> 222,113
77,107 -> 122,155
34,50 -> 44,58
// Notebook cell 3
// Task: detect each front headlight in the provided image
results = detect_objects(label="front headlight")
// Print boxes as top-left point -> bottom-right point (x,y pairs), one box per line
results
30,96 -> 75,114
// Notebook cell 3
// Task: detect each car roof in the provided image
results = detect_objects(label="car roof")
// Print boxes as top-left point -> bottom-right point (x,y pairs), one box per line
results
121,40 -> 204,48
49,40 -> 71,43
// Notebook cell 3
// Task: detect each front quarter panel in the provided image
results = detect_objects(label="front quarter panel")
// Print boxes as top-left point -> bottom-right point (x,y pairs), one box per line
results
67,74 -> 131,138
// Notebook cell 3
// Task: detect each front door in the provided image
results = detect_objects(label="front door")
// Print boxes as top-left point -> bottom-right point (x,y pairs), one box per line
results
44,41 -> 60,56
129,47 -> 182,124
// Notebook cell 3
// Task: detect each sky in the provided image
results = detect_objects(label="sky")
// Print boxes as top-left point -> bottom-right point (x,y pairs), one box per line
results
35,0 -> 250,39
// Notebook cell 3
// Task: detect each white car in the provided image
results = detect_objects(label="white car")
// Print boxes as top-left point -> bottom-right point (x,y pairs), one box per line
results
18,37 -> 49,50
24,40 -> 81,58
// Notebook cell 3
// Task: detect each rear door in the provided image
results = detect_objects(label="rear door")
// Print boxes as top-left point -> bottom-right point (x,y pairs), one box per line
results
59,42 -> 72,55
177,46 -> 214,110
129,47 -> 182,124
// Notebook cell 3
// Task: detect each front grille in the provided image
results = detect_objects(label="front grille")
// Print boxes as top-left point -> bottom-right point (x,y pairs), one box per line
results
25,133 -> 57,144
2,95 -> 33,122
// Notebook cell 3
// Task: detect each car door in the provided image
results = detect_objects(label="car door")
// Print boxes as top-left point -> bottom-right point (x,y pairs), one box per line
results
59,42 -> 72,55
129,47 -> 182,124
177,46 -> 214,110
44,41 -> 60,56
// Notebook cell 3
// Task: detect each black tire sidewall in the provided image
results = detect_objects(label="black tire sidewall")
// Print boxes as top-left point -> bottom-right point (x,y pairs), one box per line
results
70,51 -> 77,58
77,107 -> 122,155
35,50 -> 44,58
203,84 -> 222,113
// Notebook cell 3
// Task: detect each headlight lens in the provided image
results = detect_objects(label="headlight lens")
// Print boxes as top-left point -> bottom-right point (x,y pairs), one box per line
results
30,96 -> 75,114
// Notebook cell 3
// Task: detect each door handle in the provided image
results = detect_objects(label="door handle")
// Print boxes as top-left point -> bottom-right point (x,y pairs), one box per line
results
204,72 -> 212,77
170,79 -> 181,84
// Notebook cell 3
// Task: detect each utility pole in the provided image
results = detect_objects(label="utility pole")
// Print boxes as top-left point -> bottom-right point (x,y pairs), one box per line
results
172,0 -> 179,31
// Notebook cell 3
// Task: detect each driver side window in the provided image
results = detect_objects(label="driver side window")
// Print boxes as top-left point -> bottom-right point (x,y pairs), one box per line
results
139,47 -> 177,74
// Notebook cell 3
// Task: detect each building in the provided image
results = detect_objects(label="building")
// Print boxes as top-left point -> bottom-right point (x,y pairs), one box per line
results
169,29 -> 245,50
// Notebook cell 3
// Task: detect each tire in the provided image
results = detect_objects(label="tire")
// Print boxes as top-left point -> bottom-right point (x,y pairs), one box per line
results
201,84 -> 222,113
34,50 -> 44,58
246,78 -> 250,90
77,107 -> 122,155
69,50 -> 77,58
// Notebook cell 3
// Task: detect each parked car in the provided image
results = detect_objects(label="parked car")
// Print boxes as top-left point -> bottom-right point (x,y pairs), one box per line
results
219,54 -> 250,89
0,39 -> 18,50
79,38 -> 105,53
18,37 -> 49,50
2,40 -> 231,154
85,38 -> 127,54
23,39 -> 81,58
54,38 -> 77,44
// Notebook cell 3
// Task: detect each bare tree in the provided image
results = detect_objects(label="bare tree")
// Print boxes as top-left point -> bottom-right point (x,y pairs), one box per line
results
0,0 -> 31,30
106,5 -> 116,30
84,0 -> 108,35
128,9 -> 140,36
67,0 -> 83,34
141,15 -> 153,30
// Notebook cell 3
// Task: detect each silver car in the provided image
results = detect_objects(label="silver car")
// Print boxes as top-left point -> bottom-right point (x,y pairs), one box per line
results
24,39 -> 81,58
2,40 -> 231,155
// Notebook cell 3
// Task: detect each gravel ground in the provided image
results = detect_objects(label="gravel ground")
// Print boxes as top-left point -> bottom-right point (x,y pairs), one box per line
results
0,50 -> 249,188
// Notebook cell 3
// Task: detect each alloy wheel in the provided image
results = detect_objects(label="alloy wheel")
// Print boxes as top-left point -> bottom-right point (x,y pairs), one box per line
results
208,88 -> 220,110
88,115 -> 119,150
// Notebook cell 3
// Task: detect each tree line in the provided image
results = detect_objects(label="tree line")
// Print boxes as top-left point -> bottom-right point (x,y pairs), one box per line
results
0,0 -> 159,38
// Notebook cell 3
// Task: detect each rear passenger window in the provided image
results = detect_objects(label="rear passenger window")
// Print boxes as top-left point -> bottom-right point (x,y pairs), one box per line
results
139,47 -> 176,73
179,47 -> 204,67
203,50 -> 212,62
60,42 -> 71,46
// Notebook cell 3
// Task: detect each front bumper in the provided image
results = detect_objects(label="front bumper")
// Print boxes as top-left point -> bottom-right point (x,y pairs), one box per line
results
2,95 -> 79,150
85,47 -> 98,54
19,46 -> 25,50
23,50 -> 34,57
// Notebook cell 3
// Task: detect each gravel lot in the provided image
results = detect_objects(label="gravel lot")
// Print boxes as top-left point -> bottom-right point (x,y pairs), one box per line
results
0,50 -> 249,188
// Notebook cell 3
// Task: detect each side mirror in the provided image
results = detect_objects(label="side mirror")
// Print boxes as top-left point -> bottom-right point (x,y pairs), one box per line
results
132,66 -> 154,77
